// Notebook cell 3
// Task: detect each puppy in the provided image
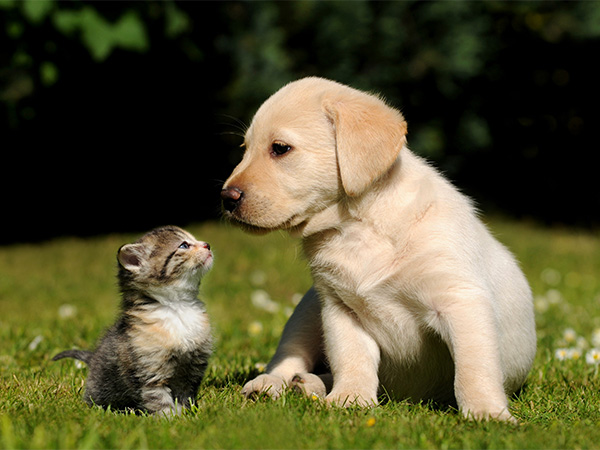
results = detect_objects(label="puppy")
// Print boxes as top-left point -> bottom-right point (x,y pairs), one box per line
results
221,77 -> 536,422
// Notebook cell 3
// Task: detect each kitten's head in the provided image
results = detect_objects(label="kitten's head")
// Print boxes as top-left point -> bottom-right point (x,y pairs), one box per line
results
117,226 -> 213,301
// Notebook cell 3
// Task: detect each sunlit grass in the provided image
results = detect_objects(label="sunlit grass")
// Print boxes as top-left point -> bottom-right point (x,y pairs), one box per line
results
1,217 -> 600,449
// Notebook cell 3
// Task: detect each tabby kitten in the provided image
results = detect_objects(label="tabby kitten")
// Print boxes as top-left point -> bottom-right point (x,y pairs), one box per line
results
53,226 -> 213,416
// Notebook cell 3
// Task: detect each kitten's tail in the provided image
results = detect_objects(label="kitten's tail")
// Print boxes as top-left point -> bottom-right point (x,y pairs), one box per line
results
52,349 -> 93,364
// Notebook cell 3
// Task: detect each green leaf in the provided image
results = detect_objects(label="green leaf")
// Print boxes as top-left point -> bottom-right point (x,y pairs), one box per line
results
22,0 -> 54,24
40,61 -> 59,86
0,0 -> 17,10
112,10 -> 149,53
78,7 -> 114,61
52,6 -> 148,61
165,2 -> 190,38
52,9 -> 84,35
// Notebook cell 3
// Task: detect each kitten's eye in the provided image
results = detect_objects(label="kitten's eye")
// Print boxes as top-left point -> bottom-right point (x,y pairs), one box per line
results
179,242 -> 190,249
271,142 -> 292,156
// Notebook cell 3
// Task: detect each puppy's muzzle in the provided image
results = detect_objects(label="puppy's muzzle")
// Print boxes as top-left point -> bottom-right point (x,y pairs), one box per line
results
221,186 -> 244,213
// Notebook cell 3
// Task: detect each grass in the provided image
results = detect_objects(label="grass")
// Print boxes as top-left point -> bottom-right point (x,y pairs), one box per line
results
1,216 -> 600,449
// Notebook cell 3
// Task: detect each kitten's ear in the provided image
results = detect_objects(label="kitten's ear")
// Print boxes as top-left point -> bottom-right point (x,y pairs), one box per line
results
117,244 -> 146,272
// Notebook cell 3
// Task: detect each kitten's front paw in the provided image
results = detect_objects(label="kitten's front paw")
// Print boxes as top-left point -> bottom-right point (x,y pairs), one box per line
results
241,374 -> 287,399
153,403 -> 184,418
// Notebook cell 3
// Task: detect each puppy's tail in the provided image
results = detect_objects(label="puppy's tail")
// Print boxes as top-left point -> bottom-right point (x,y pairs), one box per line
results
52,349 -> 93,365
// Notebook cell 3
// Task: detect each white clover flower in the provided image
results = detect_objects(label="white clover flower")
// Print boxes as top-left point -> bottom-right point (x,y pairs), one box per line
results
248,321 -> 264,336
541,268 -> 561,286
534,296 -> 549,313
58,304 -> 77,319
249,270 -> 267,286
555,348 -> 570,361
254,362 -> 267,373
568,348 -> 582,361
585,349 -> 600,365
576,336 -> 589,350
74,360 -> 86,369
546,289 -> 563,304
251,290 -> 280,313
28,335 -> 43,351
591,329 -> 600,347
291,293 -> 303,306
563,328 -> 577,344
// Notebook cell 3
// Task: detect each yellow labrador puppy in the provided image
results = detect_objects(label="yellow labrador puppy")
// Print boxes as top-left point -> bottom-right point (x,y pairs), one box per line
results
221,77 -> 536,422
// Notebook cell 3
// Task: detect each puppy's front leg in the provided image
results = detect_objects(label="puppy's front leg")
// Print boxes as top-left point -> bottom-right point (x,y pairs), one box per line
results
437,293 -> 516,423
242,287 -> 324,399
321,295 -> 380,407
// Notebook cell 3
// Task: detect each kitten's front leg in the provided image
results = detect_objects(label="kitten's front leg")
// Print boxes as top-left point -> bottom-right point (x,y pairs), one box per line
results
142,384 -> 182,416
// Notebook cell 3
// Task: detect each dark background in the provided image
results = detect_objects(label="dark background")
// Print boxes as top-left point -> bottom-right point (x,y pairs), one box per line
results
2,1 -> 599,244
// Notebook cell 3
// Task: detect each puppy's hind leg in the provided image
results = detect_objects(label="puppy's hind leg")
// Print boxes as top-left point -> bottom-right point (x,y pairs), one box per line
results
435,291 -> 516,423
242,287 -> 325,399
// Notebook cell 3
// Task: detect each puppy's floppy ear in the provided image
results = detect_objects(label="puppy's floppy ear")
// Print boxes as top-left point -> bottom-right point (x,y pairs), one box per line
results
323,90 -> 407,197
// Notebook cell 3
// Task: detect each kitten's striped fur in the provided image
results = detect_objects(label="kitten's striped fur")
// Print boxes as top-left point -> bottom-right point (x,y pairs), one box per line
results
53,226 -> 213,415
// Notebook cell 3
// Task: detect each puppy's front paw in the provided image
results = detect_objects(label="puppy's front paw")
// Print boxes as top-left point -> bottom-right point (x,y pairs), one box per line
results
463,406 -> 517,424
241,374 -> 287,400
326,389 -> 377,408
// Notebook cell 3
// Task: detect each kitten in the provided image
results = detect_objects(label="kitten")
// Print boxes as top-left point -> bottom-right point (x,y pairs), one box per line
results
53,226 -> 214,416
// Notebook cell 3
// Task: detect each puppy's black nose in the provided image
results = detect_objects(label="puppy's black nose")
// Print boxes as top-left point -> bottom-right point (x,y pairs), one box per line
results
221,186 -> 243,213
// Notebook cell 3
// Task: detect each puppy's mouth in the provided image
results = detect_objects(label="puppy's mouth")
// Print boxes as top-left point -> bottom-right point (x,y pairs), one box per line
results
223,210 -> 303,235
225,216 -> 273,235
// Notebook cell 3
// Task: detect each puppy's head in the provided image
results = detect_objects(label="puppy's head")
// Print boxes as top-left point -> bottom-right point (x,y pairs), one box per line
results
221,77 -> 407,234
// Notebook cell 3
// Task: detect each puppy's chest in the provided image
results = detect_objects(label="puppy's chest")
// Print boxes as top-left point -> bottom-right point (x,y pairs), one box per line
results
309,227 -> 410,303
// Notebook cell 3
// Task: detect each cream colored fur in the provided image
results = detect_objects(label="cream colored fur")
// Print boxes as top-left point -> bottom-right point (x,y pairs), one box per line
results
222,77 -> 536,422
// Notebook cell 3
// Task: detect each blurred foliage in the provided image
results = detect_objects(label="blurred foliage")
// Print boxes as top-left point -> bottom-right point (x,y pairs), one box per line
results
1,1 -> 599,241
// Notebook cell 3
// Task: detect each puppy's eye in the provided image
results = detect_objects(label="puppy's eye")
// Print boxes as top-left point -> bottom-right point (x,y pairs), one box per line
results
179,242 -> 190,249
271,142 -> 292,156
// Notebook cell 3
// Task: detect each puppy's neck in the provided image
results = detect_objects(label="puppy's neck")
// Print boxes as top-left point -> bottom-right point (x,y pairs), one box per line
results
290,202 -> 348,238
292,153 -> 406,240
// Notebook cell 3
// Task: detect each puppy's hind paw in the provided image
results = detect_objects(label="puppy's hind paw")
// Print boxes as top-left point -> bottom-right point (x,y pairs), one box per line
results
290,373 -> 331,399
241,374 -> 287,400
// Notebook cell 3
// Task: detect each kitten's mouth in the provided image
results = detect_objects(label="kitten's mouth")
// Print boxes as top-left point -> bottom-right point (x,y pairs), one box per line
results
202,253 -> 213,267
196,251 -> 214,271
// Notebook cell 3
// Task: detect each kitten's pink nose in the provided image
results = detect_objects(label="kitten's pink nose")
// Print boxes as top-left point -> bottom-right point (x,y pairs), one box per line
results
201,242 -> 211,250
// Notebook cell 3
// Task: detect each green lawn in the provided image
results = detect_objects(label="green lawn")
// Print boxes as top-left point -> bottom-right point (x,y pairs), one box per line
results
1,217 -> 600,449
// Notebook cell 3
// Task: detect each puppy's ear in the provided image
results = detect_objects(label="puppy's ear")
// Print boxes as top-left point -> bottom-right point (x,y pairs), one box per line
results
323,91 -> 407,197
